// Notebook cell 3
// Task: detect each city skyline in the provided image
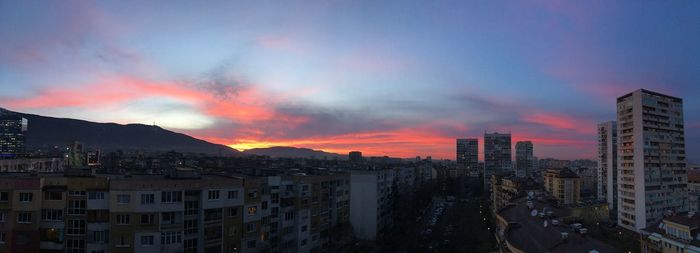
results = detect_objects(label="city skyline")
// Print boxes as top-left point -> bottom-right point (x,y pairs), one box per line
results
1,1 -> 699,160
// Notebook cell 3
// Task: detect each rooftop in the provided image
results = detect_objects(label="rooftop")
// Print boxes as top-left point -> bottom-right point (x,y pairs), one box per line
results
498,197 -> 617,253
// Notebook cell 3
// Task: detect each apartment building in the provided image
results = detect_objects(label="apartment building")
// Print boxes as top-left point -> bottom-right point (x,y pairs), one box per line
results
349,169 -> 395,241
484,132 -> 512,191
617,89 -> 687,231
515,141 -> 533,178
456,139 -> 479,177
598,121 -> 618,221
543,168 -> 581,205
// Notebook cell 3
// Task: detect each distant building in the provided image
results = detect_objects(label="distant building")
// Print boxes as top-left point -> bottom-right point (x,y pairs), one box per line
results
349,169 -> 395,240
0,115 -> 28,157
456,138 -> 479,177
484,132 -> 512,191
491,172 -> 541,212
515,141 -> 533,178
597,121 -> 618,221
86,150 -> 100,166
543,168 -> 581,205
640,212 -> 700,253
616,89 -> 687,232
349,151 -> 363,163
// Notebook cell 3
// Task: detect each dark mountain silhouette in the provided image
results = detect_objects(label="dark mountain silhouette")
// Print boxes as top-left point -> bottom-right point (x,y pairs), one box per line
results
0,108 -> 241,156
243,146 -> 345,159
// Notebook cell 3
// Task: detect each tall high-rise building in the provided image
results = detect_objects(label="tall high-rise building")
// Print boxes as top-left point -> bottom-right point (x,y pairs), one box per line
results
456,138 -> 479,177
0,115 -> 28,157
515,141 -> 533,178
597,121 -> 618,221
616,89 -> 687,231
484,132 -> 512,190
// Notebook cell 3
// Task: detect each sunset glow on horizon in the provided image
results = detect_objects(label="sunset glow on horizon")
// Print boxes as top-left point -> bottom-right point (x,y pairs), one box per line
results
1,1 -> 699,160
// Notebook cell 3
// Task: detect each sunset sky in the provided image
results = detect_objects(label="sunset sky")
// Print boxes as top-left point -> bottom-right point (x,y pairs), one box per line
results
1,1 -> 699,160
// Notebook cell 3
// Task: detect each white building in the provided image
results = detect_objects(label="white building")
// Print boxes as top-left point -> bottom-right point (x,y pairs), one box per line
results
349,169 -> 395,240
597,121 -> 618,221
616,89 -> 687,232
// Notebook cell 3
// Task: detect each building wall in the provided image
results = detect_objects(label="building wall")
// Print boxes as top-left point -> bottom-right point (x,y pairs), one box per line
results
617,89 -> 687,231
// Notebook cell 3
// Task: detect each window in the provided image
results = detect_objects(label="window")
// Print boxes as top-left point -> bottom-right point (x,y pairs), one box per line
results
0,192 -> 8,202
117,236 -> 129,247
246,222 -> 257,233
248,190 -> 258,198
141,214 -> 155,225
117,215 -> 130,225
184,219 -> 198,235
162,212 -> 178,224
160,232 -> 182,244
44,191 -> 62,200
66,219 -> 86,235
185,200 -> 198,215
284,211 -> 294,221
88,192 -> 105,200
161,191 -> 182,203
141,235 -> 154,246
66,239 -> 85,253
261,201 -> 268,210
17,212 -> 32,223
117,194 -> 130,204
0,212 -> 5,222
247,240 -> 256,249
93,231 -> 107,243
184,239 -> 197,252
301,239 -> 307,246
42,209 -> 63,221
0,232 -> 5,244
228,190 -> 238,199
208,190 -> 220,200
248,206 -> 257,215
228,207 -> 238,217
140,194 -> 154,204
301,225 -> 307,232
67,200 -> 86,215
19,192 -> 32,202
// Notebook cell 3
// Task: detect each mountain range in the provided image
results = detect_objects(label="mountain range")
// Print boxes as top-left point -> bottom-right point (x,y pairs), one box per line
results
0,108 -> 343,158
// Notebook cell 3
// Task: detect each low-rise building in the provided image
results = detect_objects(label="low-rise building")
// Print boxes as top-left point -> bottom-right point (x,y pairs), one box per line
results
640,212 -> 700,253
543,168 -> 581,205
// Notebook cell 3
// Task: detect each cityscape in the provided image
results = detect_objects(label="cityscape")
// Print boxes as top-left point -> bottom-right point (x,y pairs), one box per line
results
1,1 -> 699,253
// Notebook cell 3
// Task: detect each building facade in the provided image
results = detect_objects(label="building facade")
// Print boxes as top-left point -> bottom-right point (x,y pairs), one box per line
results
349,169 -> 395,241
543,168 -> 581,205
484,132 -> 512,191
515,141 -> 533,178
597,121 -> 618,222
456,139 -> 479,177
616,89 -> 687,231
0,170 -> 352,253
0,115 -> 28,157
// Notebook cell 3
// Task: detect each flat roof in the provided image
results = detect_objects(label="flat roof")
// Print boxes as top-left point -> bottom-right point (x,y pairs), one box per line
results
498,197 -> 617,253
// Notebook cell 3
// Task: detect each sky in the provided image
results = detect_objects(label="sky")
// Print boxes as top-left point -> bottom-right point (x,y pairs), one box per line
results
1,1 -> 699,160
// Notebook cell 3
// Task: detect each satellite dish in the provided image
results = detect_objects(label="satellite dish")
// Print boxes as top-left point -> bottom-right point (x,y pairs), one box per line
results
544,220 -> 548,227
531,210 -> 538,217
